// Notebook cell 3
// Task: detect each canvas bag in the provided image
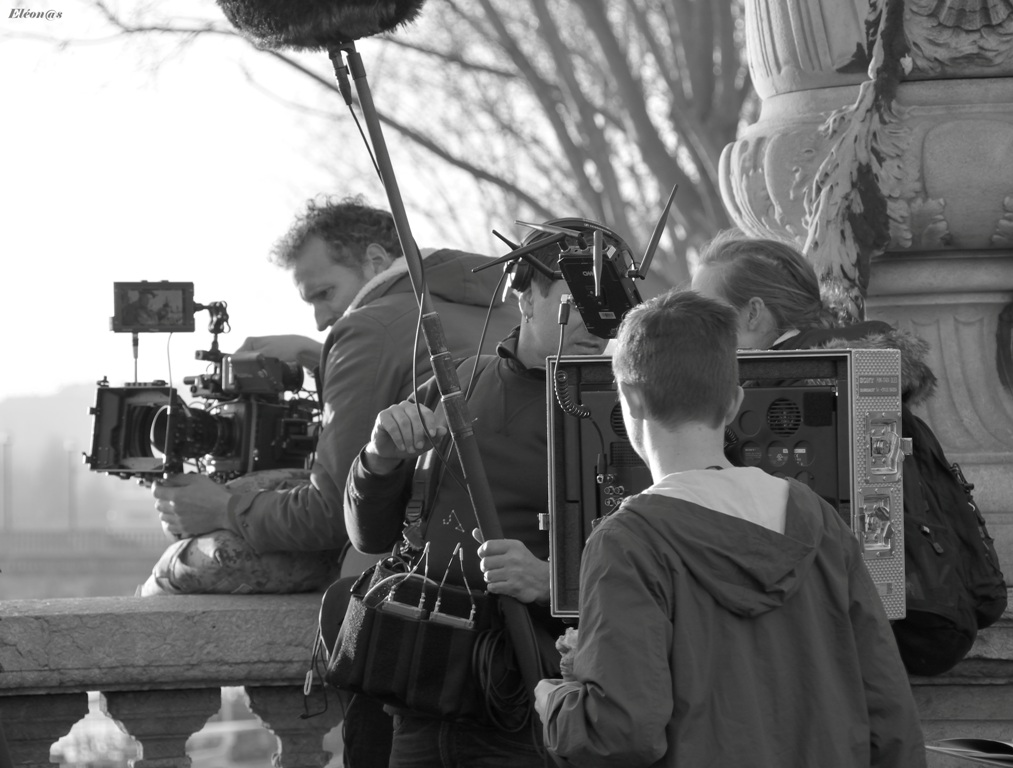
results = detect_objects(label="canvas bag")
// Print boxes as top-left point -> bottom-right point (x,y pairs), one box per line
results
321,555 -> 507,721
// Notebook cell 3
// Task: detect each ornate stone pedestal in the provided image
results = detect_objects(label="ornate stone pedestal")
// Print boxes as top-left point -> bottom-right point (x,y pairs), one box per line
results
866,250 -> 1013,558
722,0 -> 1013,577
723,4 -> 1013,753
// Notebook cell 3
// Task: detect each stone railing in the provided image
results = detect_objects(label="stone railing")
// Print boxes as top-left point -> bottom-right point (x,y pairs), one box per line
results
914,605 -> 1013,767
0,595 -> 342,768
0,594 -> 1011,767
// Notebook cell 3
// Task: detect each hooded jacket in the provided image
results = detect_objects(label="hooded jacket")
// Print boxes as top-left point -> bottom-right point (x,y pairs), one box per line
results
225,248 -> 517,554
541,468 -> 926,768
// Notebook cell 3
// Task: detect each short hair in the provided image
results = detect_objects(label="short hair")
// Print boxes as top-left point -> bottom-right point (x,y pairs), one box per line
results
613,290 -> 739,428
697,230 -> 838,333
514,240 -> 564,297
271,195 -> 403,271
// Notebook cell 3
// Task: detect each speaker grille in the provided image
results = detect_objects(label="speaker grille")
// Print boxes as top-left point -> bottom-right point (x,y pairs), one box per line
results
610,403 -> 627,439
767,398 -> 802,436
610,442 -> 644,467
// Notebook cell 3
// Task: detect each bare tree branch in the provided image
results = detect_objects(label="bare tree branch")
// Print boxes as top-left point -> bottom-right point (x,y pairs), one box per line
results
578,0 -> 701,232
18,0 -> 755,290
378,36 -> 517,79
257,48 -> 554,217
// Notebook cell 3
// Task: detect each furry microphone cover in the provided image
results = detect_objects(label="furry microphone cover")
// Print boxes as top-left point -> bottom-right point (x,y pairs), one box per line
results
217,0 -> 427,49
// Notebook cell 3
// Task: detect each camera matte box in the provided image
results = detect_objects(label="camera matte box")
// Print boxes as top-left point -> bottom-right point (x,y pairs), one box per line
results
546,348 -> 906,620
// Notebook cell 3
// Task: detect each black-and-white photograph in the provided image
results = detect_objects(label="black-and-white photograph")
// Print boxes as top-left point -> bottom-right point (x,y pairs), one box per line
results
2,1 -> 1011,767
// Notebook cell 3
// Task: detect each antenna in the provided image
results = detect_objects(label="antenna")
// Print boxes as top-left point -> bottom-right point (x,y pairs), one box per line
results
514,220 -> 582,239
472,230 -> 568,278
633,183 -> 679,279
592,229 -> 603,298
491,230 -> 519,250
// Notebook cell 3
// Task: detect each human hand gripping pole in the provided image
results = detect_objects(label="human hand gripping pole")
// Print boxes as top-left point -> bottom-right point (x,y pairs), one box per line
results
335,40 -> 550,711
214,0 -> 550,708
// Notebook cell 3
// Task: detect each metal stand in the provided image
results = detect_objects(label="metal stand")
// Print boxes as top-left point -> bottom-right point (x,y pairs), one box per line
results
328,42 -> 545,703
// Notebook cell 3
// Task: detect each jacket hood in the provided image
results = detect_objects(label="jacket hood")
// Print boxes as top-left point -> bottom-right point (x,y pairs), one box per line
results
621,479 -> 825,618
344,247 -> 507,316
780,321 -> 937,405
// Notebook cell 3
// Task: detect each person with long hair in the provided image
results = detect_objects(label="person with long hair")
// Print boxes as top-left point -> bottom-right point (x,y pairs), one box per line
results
690,229 -> 937,405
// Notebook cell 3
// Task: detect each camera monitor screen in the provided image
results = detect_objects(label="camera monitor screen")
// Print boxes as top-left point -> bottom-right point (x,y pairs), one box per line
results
111,281 -> 195,333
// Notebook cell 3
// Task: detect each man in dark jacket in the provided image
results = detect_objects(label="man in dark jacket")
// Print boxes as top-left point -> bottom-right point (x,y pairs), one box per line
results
535,290 -> 926,768
343,220 -> 619,767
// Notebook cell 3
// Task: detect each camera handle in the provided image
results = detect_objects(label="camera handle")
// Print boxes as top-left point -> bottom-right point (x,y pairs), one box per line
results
193,301 -> 231,367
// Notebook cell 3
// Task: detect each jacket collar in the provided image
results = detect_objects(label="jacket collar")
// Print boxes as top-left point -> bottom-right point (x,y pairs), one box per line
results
342,247 -> 439,318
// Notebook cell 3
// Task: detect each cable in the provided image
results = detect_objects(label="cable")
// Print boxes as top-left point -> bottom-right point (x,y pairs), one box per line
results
552,312 -> 605,458
160,332 -> 181,475
165,331 -> 175,391
472,629 -> 531,733
410,283 -> 469,497
329,46 -> 382,182
348,104 -> 382,182
465,269 -> 509,402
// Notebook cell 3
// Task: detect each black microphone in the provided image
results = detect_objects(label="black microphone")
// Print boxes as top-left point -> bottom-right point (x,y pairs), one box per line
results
216,0 -> 427,49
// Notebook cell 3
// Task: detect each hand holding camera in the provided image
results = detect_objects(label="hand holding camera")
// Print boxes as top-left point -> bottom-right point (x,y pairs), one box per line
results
234,334 -> 323,373
152,474 -> 233,539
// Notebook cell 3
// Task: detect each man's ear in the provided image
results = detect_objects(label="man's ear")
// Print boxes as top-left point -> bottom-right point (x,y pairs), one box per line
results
723,384 -> 745,427
745,297 -> 767,330
364,243 -> 394,276
617,380 -> 647,421
517,286 -> 534,322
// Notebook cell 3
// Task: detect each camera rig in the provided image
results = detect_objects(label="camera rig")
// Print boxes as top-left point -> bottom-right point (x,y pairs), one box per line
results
85,298 -> 320,483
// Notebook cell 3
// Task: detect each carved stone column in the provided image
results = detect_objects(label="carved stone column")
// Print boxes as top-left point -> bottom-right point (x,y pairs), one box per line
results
0,693 -> 88,768
246,685 -> 344,768
103,689 -> 221,768
721,0 -> 1013,575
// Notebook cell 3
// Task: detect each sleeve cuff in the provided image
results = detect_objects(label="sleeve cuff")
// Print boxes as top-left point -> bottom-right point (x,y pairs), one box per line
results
226,491 -> 261,543
352,448 -> 408,489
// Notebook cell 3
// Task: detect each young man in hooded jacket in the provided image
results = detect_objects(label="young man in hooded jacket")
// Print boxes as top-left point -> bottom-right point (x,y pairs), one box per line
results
534,290 -> 926,768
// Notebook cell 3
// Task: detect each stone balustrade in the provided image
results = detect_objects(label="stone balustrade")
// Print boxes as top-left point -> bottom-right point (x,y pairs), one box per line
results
915,609 -> 1013,768
0,595 -> 343,767
0,593 -> 1011,767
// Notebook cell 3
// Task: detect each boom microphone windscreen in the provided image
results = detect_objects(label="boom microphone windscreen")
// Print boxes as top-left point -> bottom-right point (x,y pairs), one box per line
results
217,0 -> 427,49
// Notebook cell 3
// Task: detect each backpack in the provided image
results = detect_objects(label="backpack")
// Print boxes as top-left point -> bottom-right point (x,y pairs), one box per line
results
891,407 -> 1008,675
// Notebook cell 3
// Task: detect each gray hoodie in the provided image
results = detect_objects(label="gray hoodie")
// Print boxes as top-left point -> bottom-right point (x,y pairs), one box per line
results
542,467 -> 927,768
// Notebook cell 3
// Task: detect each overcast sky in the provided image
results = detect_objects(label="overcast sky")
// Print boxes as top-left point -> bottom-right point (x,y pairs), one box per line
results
0,2 -> 450,403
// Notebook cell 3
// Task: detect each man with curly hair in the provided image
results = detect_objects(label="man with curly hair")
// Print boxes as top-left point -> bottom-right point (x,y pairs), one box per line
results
150,194 -> 513,561
152,194 -> 513,556
147,195 -> 515,765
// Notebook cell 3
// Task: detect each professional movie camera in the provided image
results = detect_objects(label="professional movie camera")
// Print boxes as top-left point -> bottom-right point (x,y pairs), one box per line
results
85,281 -> 320,483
